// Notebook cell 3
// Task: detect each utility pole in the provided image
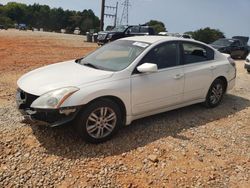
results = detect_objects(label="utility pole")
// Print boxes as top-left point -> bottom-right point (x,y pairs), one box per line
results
114,2 -> 118,27
100,1 -> 119,31
120,0 -> 130,26
100,0 -> 105,31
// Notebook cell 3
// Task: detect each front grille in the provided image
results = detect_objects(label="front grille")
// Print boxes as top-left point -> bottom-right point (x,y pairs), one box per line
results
97,34 -> 107,40
17,89 -> 39,109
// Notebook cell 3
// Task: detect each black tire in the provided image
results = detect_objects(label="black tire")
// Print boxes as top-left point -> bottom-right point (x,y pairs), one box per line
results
75,99 -> 122,144
247,69 -> 250,73
204,79 -> 226,108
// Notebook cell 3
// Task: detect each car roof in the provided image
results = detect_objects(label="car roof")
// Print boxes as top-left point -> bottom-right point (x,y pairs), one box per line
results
120,35 -> 194,44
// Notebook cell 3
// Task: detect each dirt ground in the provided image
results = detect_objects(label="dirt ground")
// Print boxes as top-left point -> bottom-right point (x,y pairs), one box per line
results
0,30 -> 249,187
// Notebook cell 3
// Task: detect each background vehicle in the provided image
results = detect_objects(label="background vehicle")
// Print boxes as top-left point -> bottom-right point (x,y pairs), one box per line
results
158,32 -> 192,39
97,25 -> 156,45
210,37 -> 249,59
18,24 -> 27,30
245,54 -> 250,73
0,24 -> 8,30
74,27 -> 81,35
16,36 -> 236,143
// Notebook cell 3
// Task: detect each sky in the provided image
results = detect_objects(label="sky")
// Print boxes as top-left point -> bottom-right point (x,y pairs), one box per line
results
1,0 -> 250,38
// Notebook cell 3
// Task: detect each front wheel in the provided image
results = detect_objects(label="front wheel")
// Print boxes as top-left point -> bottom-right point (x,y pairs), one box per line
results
204,79 -> 226,108
75,99 -> 122,143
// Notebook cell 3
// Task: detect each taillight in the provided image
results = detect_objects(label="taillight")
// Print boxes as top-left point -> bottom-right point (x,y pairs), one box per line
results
228,57 -> 236,67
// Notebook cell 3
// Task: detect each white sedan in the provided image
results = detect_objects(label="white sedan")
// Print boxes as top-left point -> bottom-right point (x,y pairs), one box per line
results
17,36 -> 236,143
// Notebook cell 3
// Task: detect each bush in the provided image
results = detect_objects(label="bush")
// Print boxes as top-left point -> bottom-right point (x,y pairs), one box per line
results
185,27 -> 225,44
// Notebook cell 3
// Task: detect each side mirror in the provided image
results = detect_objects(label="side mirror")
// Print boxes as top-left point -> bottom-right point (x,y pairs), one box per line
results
137,63 -> 158,73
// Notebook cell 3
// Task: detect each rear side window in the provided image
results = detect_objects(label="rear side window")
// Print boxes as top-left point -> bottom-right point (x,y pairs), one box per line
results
140,27 -> 149,33
233,41 -> 241,47
182,42 -> 214,64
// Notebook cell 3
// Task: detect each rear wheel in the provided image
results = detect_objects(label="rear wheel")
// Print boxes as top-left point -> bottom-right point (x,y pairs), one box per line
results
205,79 -> 226,108
75,99 -> 122,143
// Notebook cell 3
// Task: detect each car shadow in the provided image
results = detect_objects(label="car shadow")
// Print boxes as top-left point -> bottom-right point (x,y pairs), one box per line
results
30,94 -> 250,159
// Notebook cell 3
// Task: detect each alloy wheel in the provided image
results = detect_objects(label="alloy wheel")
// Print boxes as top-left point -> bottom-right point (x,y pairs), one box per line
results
86,107 -> 117,139
209,83 -> 223,105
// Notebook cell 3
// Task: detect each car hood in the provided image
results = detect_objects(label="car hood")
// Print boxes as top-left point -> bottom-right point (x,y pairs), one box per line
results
17,60 -> 114,96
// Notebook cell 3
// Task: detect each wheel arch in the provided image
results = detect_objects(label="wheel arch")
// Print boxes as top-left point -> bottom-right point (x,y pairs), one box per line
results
205,76 -> 228,99
85,95 -> 127,126
215,76 -> 228,93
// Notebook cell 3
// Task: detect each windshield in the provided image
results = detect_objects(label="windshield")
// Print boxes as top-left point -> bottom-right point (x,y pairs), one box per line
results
111,25 -> 127,32
79,40 -> 150,71
212,39 -> 234,46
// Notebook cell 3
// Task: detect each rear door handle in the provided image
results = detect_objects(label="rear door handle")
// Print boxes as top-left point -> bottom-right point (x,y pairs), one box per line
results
210,66 -> 216,70
174,74 -> 184,79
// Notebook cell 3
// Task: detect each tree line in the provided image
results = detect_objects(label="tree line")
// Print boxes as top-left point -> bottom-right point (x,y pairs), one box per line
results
144,20 -> 225,44
0,2 -> 100,33
185,27 -> 225,44
0,2 -> 225,43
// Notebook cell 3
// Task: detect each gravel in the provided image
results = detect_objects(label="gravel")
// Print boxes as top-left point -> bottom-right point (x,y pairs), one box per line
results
0,31 -> 249,187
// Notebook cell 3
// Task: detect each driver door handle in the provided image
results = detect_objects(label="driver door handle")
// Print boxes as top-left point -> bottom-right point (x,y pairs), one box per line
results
210,65 -> 216,70
174,74 -> 184,80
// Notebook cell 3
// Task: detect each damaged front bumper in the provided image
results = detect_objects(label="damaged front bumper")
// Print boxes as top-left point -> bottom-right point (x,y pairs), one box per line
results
18,107 -> 80,127
16,88 -> 80,127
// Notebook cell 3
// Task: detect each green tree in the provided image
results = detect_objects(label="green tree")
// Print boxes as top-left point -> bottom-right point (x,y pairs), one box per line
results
185,27 -> 225,43
0,2 -> 100,33
145,20 -> 166,33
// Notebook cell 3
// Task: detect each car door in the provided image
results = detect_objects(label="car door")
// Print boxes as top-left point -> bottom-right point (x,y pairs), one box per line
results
131,41 -> 184,115
181,42 -> 215,102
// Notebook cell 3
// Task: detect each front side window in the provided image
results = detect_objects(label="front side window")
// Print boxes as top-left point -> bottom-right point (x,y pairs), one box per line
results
140,42 -> 179,69
182,42 -> 214,64
79,40 -> 150,71
128,26 -> 140,33
111,25 -> 127,32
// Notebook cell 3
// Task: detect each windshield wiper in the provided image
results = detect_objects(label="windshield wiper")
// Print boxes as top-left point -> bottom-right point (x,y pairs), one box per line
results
83,63 -> 100,70
75,57 -> 84,63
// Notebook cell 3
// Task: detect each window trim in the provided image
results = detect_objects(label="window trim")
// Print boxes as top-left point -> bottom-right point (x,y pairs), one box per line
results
132,41 -> 182,74
180,41 -> 215,65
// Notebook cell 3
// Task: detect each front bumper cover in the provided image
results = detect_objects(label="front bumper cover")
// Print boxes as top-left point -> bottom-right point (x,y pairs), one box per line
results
16,88 -> 80,127
18,107 -> 80,127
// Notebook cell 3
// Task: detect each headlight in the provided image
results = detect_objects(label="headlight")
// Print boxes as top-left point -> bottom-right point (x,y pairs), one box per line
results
31,87 -> 79,109
107,34 -> 113,40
